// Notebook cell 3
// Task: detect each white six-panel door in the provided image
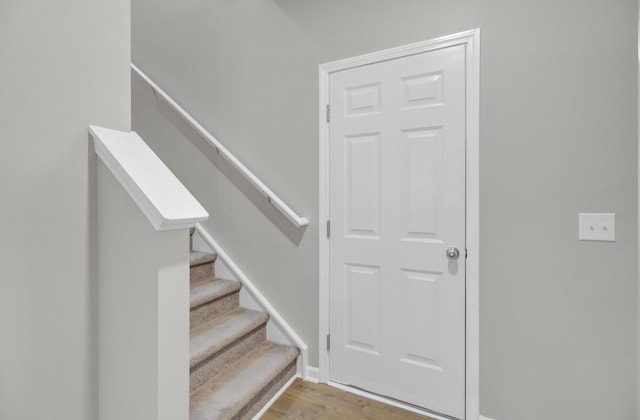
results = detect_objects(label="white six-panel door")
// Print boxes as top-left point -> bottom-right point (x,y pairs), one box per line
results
328,44 -> 466,419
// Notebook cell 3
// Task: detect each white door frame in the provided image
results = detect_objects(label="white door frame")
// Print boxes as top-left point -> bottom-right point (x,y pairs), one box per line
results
318,29 -> 480,420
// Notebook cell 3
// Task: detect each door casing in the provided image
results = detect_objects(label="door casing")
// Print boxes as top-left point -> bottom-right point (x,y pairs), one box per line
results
318,29 -> 480,420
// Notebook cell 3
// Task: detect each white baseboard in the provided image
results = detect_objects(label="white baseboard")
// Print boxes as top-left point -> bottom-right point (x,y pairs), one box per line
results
480,415 -> 497,420
250,374 -> 297,420
215,258 -> 291,346
193,223 -> 309,379
304,366 -> 320,383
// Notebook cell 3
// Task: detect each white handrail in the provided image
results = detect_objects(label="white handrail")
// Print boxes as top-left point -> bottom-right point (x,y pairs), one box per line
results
90,125 -> 208,231
131,63 -> 309,228
194,223 -> 309,379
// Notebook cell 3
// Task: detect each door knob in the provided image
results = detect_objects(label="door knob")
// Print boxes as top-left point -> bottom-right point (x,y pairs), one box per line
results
446,247 -> 460,260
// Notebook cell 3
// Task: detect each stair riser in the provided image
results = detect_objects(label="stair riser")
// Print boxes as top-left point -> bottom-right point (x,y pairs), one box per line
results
191,262 -> 215,283
191,293 -> 240,331
190,325 -> 267,393
238,361 -> 298,420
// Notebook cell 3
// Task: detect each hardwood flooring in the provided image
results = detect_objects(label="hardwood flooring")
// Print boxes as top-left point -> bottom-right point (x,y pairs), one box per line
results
262,379 -> 435,419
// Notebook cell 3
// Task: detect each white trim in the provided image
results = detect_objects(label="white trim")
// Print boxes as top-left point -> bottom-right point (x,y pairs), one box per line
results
479,416 -> 497,420
318,29 -> 480,420
320,30 -> 479,73
131,63 -> 309,229
328,381 -> 453,420
90,125 -> 208,231
304,366 -> 320,384
250,374 -> 297,420
465,28 -> 481,420
318,63 -> 331,384
194,223 -> 309,379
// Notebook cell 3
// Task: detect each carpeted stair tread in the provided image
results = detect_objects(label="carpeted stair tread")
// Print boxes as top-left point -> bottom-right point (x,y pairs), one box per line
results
190,278 -> 241,309
190,341 -> 299,420
190,251 -> 217,267
187,238 -> 299,418
190,308 -> 269,368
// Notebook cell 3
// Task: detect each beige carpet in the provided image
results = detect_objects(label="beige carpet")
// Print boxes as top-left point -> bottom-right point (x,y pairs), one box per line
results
187,242 -> 299,420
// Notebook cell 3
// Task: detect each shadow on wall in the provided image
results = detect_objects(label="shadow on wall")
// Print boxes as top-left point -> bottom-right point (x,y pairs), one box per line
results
145,82 -> 307,245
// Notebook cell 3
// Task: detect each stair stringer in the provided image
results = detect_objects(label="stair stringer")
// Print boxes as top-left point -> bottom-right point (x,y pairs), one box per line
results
192,223 -> 309,380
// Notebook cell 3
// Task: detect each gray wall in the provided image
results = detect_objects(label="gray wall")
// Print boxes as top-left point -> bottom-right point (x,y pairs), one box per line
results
132,1 -> 638,419
0,1 -> 130,419
97,161 -> 190,420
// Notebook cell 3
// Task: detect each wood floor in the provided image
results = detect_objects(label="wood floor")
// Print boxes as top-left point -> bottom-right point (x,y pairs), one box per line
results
262,379 -> 435,419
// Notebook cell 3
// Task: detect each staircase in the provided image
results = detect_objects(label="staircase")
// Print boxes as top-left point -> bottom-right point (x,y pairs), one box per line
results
189,229 -> 299,419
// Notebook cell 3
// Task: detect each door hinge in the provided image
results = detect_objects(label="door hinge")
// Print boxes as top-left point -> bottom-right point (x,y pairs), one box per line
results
326,104 -> 330,123
465,248 -> 468,259
326,334 -> 331,351
326,220 -> 331,238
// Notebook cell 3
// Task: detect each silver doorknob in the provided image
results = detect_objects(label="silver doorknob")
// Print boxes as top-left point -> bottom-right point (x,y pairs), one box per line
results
446,247 -> 460,260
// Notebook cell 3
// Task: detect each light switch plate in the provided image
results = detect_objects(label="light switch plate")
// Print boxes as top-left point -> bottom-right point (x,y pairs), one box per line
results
579,213 -> 615,242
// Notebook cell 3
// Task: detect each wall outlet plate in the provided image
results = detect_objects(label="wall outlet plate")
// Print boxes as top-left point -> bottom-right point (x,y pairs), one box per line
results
578,213 -> 615,242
